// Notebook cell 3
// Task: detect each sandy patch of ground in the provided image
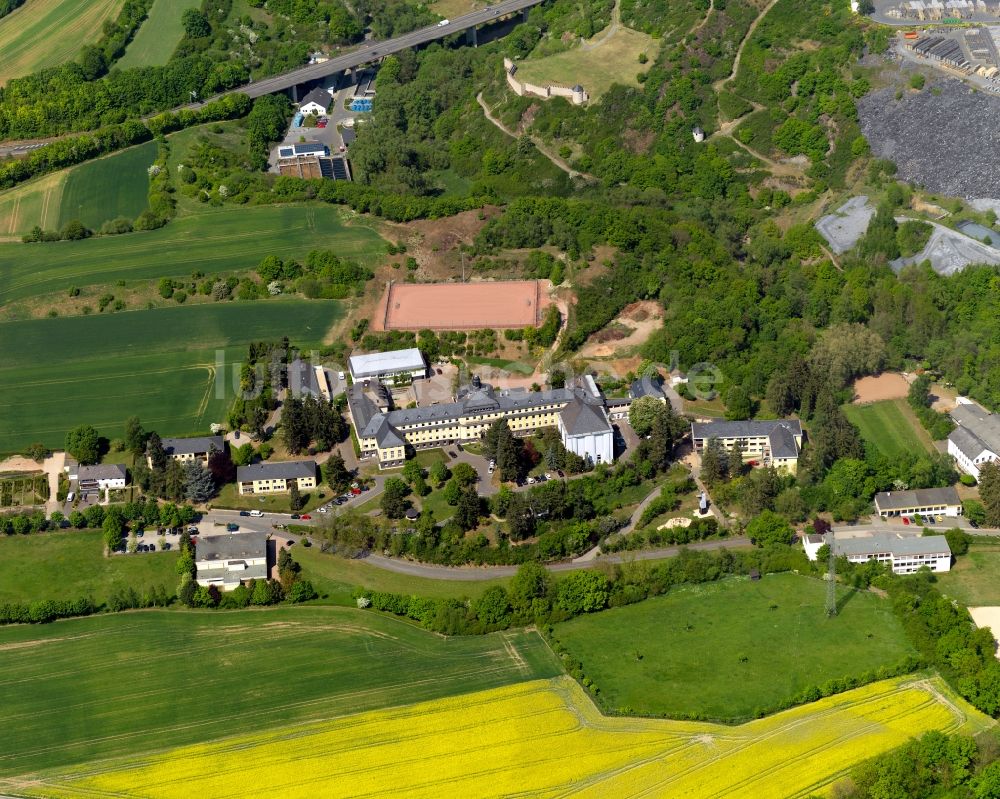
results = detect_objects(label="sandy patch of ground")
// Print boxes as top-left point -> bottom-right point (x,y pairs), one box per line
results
581,301 -> 663,358
0,456 -> 43,472
852,373 -> 911,404
930,382 -> 958,413
969,607 -> 1000,659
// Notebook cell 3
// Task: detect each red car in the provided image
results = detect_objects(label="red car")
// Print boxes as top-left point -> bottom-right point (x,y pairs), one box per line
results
300,514 -> 312,520
902,516 -> 910,525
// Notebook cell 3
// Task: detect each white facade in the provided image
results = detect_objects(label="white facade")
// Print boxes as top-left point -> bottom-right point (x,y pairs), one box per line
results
349,348 -> 426,382
299,100 -> 328,115
195,533 -> 269,591
805,533 -> 952,575
947,436 -> 996,480
560,424 -> 614,465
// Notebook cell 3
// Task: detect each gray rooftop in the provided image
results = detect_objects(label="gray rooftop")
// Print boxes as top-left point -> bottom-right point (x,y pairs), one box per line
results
196,563 -> 269,585
950,401 -> 1000,460
287,359 -> 328,399
874,487 -> 961,510
370,416 -> 406,449
560,397 -> 612,437
161,435 -> 224,457
630,376 -> 665,401
300,87 -> 331,108
691,419 -> 803,440
77,463 -> 127,481
769,423 -> 799,459
834,533 -> 951,559
236,460 -> 316,482
196,532 -> 268,562
349,348 -> 425,379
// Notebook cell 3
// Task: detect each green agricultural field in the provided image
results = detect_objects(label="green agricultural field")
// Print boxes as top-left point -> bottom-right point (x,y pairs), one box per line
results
0,204 -> 385,305
515,25 -> 658,101
57,140 -> 156,231
0,607 -> 561,776
0,171 -> 65,241
0,300 -> 342,452
117,0 -> 203,68
842,399 -> 935,458
0,529 -> 178,605
938,546 -> 1000,607
295,545 -> 508,603
0,0 -> 124,84
552,573 -> 916,721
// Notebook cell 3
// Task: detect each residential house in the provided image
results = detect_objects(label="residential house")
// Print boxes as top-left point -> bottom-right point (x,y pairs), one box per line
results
690,419 -> 803,473
287,358 -> 331,400
947,398 -> 1000,479
151,435 -> 225,468
237,460 -> 317,495
804,532 -> 952,574
348,348 -> 427,382
298,88 -> 331,115
195,533 -> 268,591
76,463 -> 127,492
873,487 -> 962,518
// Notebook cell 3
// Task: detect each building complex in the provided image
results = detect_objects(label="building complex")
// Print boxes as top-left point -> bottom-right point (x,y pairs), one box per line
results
195,532 -> 269,591
150,435 -> 225,468
236,461 -> 317,495
690,419 -> 803,473
803,532 -> 952,574
347,368 -> 616,469
873,487 -> 962,519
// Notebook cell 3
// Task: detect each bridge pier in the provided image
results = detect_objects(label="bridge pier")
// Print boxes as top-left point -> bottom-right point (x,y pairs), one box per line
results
522,8 -> 529,22
466,25 -> 478,47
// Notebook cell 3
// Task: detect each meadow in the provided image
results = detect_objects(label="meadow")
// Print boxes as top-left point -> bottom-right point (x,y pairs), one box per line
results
0,0 -> 123,84
10,674 -> 990,798
937,545 -> 1000,606
296,545 -> 510,603
843,398 -> 935,457
57,140 -> 156,230
552,573 -> 916,720
0,204 -> 385,305
515,25 -> 658,100
0,529 -> 178,605
0,300 -> 343,452
0,607 -> 560,778
116,0 -> 203,68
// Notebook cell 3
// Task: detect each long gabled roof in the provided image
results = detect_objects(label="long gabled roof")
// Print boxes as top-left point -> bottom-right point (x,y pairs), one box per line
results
560,397 -> 612,437
874,487 -> 961,510
949,401 -> 1000,461
161,435 -> 224,456
236,460 -> 316,482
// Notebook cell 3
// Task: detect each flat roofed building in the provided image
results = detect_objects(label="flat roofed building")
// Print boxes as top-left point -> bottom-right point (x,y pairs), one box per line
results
195,532 -> 268,591
76,463 -> 127,491
816,533 -> 952,574
277,141 -> 328,159
236,460 -> 317,495
948,399 -> 1000,479
348,348 -> 426,382
151,435 -> 224,467
691,419 -> 803,474
873,487 -> 962,518
558,397 -> 614,465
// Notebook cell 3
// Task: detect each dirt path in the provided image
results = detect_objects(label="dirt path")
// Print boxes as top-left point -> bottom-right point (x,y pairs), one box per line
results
476,93 -> 597,183
712,0 -> 780,95
728,134 -> 803,177
581,0 -> 620,50
688,0 -> 715,37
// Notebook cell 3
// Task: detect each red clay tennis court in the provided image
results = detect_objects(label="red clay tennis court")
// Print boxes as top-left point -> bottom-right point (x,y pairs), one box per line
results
375,280 -> 549,331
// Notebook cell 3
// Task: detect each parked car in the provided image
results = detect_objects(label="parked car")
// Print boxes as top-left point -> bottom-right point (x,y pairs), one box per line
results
318,507 -> 329,514
350,487 -> 362,495
291,514 -> 301,520
526,477 -> 536,484
902,517 -> 910,525
301,514 -> 312,520
249,510 -> 264,518
936,515 -> 944,523
239,510 -> 251,517
149,543 -> 156,552
970,519 -> 980,528
274,523 -> 288,530
187,525 -> 198,533
163,542 -> 171,550
226,523 -> 239,531
544,473 -> 553,480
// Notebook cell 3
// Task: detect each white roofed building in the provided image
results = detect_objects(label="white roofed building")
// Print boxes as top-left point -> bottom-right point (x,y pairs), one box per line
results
348,348 -> 427,382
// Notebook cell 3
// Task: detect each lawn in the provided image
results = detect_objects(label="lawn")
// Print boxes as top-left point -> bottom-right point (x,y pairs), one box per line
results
295,545 -> 510,602
515,25 -> 659,101
843,398 -> 935,457
0,0 -> 124,84
116,0 -> 203,68
0,607 -> 561,777
212,482 -> 332,515
11,674 -> 989,799
938,546 -> 1000,606
57,140 -> 156,230
0,529 -> 178,605
0,203 -> 385,305
0,300 -> 343,452
552,573 -> 916,721
0,170 -> 65,241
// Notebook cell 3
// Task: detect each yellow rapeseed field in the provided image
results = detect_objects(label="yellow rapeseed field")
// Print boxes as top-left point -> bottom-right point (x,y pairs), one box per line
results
10,675 -> 992,799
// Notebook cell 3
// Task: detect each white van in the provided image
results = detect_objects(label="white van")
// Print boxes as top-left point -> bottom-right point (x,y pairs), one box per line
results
249,510 -> 264,518
438,18 -> 450,25
66,492 -> 75,502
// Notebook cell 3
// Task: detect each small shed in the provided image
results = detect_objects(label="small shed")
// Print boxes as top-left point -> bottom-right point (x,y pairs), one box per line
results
749,568 -> 761,581
405,507 -> 420,520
